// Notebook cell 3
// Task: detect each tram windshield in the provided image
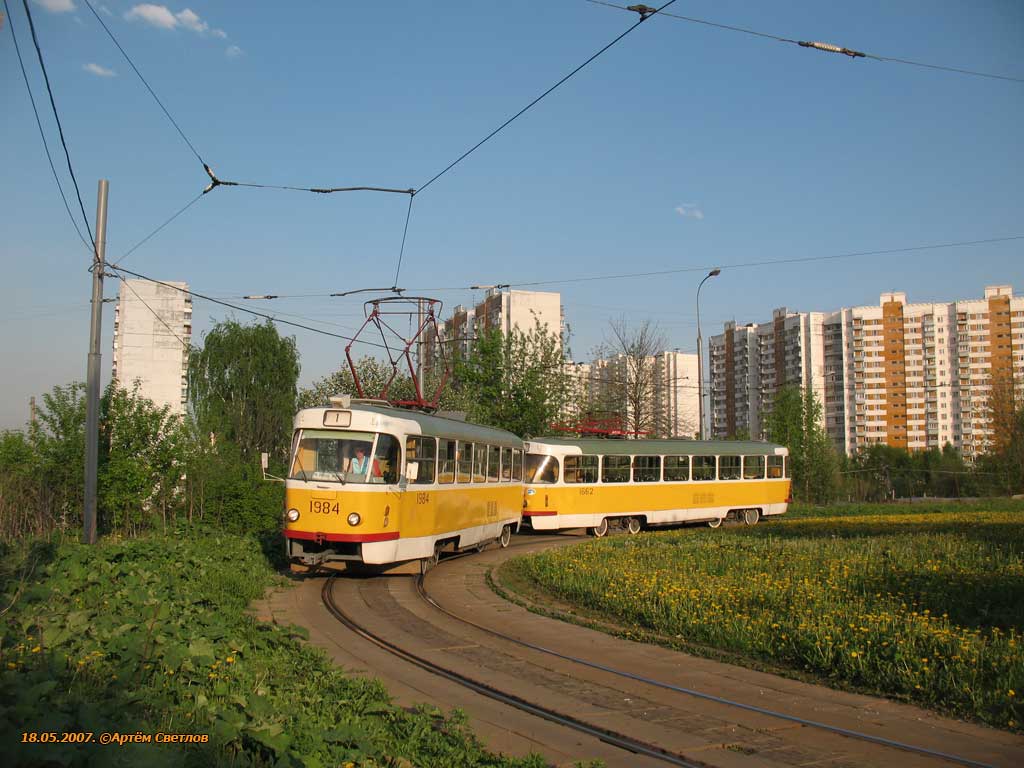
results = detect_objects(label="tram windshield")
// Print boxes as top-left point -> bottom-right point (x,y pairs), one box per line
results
289,430 -> 399,484
524,453 -> 559,484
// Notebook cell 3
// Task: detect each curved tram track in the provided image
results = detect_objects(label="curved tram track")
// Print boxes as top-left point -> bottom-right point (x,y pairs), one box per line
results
317,534 -> 1020,768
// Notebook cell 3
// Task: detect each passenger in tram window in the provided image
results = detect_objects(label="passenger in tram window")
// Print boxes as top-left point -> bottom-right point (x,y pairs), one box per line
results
351,446 -> 371,475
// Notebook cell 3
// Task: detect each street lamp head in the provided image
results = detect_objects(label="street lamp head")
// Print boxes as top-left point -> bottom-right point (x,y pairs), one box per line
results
708,268 -> 721,278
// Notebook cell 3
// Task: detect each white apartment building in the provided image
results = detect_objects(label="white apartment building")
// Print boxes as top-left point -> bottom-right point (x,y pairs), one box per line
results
709,309 -> 827,440
708,285 -> 1024,458
425,288 -> 563,371
577,350 -> 699,438
111,279 -> 191,415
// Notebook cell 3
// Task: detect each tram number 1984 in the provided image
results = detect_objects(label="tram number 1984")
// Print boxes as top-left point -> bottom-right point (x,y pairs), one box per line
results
310,500 -> 340,515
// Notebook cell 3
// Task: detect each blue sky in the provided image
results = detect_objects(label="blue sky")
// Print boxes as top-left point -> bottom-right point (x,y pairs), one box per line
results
2,0 -> 1022,429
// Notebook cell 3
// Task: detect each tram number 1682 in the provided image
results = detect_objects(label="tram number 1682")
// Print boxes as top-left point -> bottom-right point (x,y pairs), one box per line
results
311,500 -> 340,515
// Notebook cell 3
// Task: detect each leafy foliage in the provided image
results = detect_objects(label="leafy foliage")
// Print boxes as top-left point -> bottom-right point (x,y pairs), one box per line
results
765,385 -> 840,504
453,321 -> 570,438
0,534 -> 547,767
188,320 -> 299,463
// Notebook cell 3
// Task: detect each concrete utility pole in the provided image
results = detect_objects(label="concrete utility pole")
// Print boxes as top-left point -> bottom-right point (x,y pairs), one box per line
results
83,179 -> 108,545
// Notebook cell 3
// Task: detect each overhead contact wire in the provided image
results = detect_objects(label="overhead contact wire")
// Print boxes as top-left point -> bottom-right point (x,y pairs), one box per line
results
3,0 -> 92,253
107,265 -> 388,350
584,0 -> 1024,83
112,192 -> 205,269
82,0 -> 205,165
20,0 -> 94,249
416,0 -> 680,196
392,194 -> 416,287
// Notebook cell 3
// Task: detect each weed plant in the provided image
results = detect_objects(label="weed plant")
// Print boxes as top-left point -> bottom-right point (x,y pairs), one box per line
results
0,533 -> 546,767
511,505 -> 1024,731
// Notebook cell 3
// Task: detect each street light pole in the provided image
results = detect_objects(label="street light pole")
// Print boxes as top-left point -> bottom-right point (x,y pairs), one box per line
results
695,268 -> 720,441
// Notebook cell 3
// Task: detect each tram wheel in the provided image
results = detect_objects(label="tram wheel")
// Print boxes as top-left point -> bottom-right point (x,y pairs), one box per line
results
589,518 -> 609,538
743,508 -> 760,526
707,517 -> 723,529
499,525 -> 512,548
423,542 -> 442,570
625,517 -> 642,535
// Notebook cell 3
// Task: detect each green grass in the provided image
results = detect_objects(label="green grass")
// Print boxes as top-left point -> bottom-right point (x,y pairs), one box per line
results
508,503 -> 1024,731
0,532 -> 547,767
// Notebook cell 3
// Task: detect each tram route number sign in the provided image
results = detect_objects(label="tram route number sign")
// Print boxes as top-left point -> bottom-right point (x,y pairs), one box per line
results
311,500 -> 341,515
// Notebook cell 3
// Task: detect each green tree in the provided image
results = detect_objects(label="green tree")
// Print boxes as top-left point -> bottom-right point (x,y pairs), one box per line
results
454,320 -> 569,437
188,320 -> 299,462
29,382 -> 87,530
98,384 -> 190,536
765,385 -> 840,504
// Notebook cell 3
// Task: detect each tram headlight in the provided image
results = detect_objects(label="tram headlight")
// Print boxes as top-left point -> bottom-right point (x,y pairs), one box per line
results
286,508 -> 300,523
347,512 -> 361,527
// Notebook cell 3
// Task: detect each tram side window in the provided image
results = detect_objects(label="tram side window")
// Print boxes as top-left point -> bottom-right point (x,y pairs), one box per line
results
743,455 -> 765,480
473,443 -> 487,483
487,445 -> 501,482
564,455 -> 598,483
500,447 -> 512,481
767,455 -> 784,479
438,439 -> 456,484
719,456 -> 741,481
457,442 -> 474,483
664,455 -> 690,481
371,434 -> 400,484
692,455 -> 716,481
511,449 -> 523,481
601,455 -> 630,483
406,436 -> 436,484
633,455 -> 661,483
525,453 -> 559,484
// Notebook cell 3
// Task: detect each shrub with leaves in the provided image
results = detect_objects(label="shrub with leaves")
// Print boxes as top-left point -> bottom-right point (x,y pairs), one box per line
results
1,534 -> 547,767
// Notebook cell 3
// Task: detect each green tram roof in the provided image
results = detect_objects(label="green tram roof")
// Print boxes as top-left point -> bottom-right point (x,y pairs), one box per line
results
297,403 -> 523,445
526,436 -> 787,456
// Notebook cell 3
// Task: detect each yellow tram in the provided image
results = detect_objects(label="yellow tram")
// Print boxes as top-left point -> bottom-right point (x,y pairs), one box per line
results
522,438 -> 791,535
284,398 -> 524,566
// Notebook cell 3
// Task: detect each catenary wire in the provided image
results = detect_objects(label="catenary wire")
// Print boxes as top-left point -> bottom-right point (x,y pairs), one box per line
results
82,0 -> 204,166
111,192 -> 205,269
180,234 -> 1024,301
452,235 -> 1024,290
19,0 -> 95,249
414,0 -> 680,197
107,265 -> 388,351
583,0 -> 1024,83
393,194 -> 416,287
4,0 -> 93,253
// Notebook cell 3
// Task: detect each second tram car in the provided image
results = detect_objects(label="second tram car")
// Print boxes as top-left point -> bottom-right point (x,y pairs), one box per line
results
522,438 -> 790,535
284,399 -> 525,566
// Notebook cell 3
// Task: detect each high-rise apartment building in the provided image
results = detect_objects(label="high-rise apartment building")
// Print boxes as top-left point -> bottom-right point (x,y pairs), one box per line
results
111,279 -> 191,415
710,309 -> 827,440
708,285 -> 1024,458
577,351 -> 699,438
424,288 -> 563,372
